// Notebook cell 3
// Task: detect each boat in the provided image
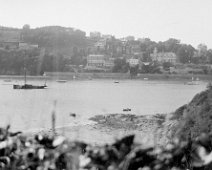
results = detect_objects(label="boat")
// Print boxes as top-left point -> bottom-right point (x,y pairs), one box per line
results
186,77 -> 199,85
56,80 -> 67,83
123,108 -> 131,112
114,81 -> 119,83
186,81 -> 199,85
13,84 -> 47,89
13,68 -> 47,89
4,79 -> 12,82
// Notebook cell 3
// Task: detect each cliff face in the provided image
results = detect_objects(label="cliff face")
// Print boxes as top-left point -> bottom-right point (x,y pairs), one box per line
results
169,85 -> 212,139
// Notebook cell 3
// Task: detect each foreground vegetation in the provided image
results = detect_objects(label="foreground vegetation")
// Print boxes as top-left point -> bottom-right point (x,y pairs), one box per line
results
170,84 -> 212,140
1,124 -> 212,170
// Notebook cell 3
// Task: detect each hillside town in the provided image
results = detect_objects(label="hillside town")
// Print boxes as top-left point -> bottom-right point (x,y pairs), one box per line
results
0,25 -> 212,76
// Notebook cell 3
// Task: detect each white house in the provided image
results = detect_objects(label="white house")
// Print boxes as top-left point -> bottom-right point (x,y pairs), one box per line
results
127,58 -> 140,67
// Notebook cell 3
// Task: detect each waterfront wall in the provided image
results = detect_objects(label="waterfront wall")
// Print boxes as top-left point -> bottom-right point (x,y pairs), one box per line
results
45,72 -> 131,80
44,72 -> 212,81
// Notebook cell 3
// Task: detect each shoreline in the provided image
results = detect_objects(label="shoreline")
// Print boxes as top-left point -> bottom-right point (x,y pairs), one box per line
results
31,113 -> 172,146
0,73 -> 212,81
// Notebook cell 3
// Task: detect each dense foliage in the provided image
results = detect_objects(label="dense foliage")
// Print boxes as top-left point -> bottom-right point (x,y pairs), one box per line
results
21,26 -> 87,56
171,86 -> 212,140
1,125 -> 212,170
113,58 -> 129,73
0,48 -> 70,75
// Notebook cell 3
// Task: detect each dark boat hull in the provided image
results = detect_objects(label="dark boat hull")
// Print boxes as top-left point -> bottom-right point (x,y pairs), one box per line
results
13,84 -> 47,89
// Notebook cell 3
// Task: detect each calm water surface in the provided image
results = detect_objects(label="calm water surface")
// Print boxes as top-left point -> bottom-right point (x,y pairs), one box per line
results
0,79 -> 207,131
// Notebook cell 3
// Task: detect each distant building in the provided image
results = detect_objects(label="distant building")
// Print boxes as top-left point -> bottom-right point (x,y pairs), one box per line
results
150,48 -> 178,64
131,44 -> 141,54
119,38 -> 127,44
137,38 -> 146,42
102,34 -> 113,40
87,54 -> 105,67
0,27 -> 21,50
86,54 -> 115,71
134,52 -> 143,60
197,44 -> 207,53
0,41 -> 38,50
94,39 -> 106,51
0,41 -> 20,49
127,58 -> 140,67
125,36 -> 135,41
0,27 -> 20,42
19,42 -> 38,50
90,31 -> 101,39
142,62 -> 150,66
104,58 -> 115,68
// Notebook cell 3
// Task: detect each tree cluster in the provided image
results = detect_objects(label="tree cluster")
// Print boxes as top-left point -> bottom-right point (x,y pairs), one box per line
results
0,49 -> 69,75
21,26 -> 87,56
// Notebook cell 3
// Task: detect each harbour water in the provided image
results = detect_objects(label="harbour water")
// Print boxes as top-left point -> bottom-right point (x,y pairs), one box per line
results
0,78 -> 207,132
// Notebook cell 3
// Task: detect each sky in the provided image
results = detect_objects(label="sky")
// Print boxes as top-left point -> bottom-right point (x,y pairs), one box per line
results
0,0 -> 212,48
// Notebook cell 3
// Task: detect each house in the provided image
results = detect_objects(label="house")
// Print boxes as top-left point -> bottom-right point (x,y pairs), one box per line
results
87,54 -> 105,67
0,41 -> 20,49
0,27 -> 20,42
150,49 -> 178,64
102,34 -> 113,40
90,31 -> 101,39
131,44 -> 141,54
142,62 -> 150,66
127,58 -> 140,67
104,58 -> 115,68
19,42 -> 39,50
0,27 -> 21,49
86,54 -> 115,71
0,41 -> 38,50
94,39 -> 106,51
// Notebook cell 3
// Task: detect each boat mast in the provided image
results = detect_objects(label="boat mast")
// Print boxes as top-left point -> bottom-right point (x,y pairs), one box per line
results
24,67 -> 26,85
23,50 -> 27,85
43,72 -> 47,86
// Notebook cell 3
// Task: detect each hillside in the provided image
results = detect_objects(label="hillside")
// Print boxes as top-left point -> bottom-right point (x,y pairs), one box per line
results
168,84 -> 212,140
0,26 -> 88,55
21,26 -> 88,55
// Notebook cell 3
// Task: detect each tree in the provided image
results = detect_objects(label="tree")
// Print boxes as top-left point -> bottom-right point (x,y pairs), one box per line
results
197,44 -> 207,53
70,47 -> 84,66
163,62 -> 172,71
207,49 -> 212,64
177,44 -> 195,64
163,38 -> 180,53
21,26 -> 87,56
197,44 -> 208,63
23,24 -> 30,30
113,58 -> 129,73
130,65 -> 139,77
